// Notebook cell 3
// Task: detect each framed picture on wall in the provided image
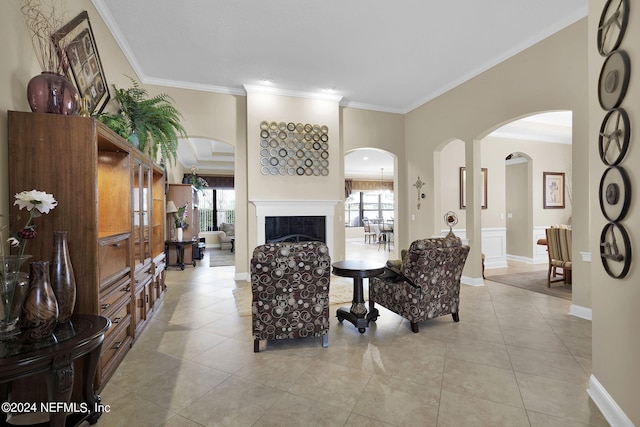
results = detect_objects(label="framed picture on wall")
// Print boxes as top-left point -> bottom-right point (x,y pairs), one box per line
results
543,172 -> 565,209
460,167 -> 488,209
52,11 -> 110,115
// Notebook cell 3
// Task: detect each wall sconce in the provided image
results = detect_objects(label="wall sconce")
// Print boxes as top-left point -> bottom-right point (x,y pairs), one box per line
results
413,177 -> 424,210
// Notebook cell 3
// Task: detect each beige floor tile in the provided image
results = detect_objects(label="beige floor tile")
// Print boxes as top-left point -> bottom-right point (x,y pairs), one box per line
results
507,346 -> 589,384
286,359 -> 372,410
352,373 -> 439,426
177,376 -> 283,427
97,392 -> 176,427
516,372 -> 609,425
437,390 -> 530,427
501,326 -> 571,354
109,350 -> 183,389
99,250 -> 607,427
442,358 -> 524,407
253,392 -> 351,426
125,360 -> 230,411
446,336 -> 512,370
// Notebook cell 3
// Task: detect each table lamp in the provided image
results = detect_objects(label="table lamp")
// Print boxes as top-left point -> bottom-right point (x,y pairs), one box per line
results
166,200 -> 178,240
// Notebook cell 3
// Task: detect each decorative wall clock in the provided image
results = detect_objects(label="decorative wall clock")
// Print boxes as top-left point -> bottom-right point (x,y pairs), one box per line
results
598,108 -> 630,166
598,50 -> 630,111
600,222 -> 631,278
597,0 -> 629,57
598,166 -> 631,222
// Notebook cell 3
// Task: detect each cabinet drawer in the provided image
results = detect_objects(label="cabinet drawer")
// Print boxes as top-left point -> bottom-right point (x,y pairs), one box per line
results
100,318 -> 132,380
99,237 -> 129,283
103,299 -> 131,343
100,276 -> 131,313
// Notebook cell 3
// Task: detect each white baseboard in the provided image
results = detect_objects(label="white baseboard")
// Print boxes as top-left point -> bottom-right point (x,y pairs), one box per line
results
461,275 -> 484,287
588,375 -> 633,427
569,304 -> 592,320
235,272 -> 249,281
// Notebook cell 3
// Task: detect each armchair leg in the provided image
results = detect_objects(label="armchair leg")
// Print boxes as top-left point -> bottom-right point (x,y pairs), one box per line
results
410,322 -> 419,333
322,335 -> 329,348
452,312 -> 460,322
254,339 -> 260,353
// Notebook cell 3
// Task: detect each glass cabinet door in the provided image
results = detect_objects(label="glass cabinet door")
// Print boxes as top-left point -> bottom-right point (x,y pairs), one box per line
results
133,159 -> 152,269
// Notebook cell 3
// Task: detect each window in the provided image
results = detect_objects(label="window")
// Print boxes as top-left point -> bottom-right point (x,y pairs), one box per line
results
345,190 -> 394,227
198,188 -> 235,232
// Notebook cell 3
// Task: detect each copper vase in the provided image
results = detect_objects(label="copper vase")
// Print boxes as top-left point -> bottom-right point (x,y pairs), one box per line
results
19,261 -> 59,341
27,72 -> 80,115
50,231 -> 77,323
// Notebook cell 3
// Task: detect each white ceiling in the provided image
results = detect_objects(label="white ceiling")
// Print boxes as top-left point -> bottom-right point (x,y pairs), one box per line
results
91,0 -> 582,175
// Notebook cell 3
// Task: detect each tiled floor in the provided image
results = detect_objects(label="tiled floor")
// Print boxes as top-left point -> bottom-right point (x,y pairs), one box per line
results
98,242 -> 607,426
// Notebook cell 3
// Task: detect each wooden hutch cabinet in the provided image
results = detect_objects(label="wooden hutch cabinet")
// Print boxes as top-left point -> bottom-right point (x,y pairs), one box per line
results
7,111 -> 166,390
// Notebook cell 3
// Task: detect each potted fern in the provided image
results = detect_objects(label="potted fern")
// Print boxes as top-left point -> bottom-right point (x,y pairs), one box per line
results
97,77 -> 187,165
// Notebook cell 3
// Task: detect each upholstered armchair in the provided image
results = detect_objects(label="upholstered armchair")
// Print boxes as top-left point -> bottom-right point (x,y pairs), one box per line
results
251,241 -> 331,352
218,222 -> 235,251
370,235 -> 470,333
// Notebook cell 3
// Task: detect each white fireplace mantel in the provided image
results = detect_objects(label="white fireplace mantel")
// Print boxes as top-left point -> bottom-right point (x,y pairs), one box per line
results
251,200 -> 340,255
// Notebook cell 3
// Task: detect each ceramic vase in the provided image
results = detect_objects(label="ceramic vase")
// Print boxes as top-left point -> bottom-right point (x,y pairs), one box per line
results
19,261 -> 59,341
177,227 -> 183,241
50,231 -> 77,323
27,72 -> 80,115
0,255 -> 32,339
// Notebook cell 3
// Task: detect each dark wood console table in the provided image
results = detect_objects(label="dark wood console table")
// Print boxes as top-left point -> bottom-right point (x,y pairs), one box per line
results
165,240 -> 196,270
332,260 -> 385,333
0,314 -> 110,426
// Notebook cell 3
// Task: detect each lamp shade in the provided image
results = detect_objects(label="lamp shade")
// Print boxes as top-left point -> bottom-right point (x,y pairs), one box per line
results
166,200 -> 178,214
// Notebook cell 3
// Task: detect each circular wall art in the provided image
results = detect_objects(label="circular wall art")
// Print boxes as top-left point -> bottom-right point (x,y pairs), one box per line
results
599,222 -> 632,279
597,0 -> 629,57
598,166 -> 631,222
598,50 -> 630,110
259,121 -> 329,176
598,108 -> 630,166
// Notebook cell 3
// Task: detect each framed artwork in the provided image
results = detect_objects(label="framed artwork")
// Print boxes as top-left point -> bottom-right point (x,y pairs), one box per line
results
459,167 -> 487,209
52,11 -> 110,115
543,172 -> 565,209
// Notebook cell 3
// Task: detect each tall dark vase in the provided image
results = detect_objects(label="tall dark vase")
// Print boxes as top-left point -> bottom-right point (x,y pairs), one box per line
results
19,261 -> 58,341
50,231 -> 77,323
27,72 -> 80,115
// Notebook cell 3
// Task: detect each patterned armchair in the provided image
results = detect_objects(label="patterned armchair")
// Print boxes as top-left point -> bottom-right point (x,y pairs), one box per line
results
251,241 -> 331,352
370,236 -> 470,333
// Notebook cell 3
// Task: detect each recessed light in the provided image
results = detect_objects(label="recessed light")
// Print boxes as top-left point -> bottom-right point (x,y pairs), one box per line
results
363,157 -> 369,160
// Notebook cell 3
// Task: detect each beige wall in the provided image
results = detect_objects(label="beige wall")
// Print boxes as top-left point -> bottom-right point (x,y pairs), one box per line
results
4,1 -> 639,422
405,19 -> 589,301
588,0 -> 640,424
440,137 -> 572,259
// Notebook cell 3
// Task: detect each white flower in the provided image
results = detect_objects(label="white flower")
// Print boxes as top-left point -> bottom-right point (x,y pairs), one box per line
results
8,237 -> 20,247
13,190 -> 58,214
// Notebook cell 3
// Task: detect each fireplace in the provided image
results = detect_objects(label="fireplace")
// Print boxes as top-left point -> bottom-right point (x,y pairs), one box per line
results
265,216 -> 326,242
252,200 -> 338,255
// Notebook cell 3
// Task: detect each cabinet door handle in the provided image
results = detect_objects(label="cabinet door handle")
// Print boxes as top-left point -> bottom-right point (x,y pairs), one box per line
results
112,341 -> 123,350
112,243 -> 122,247
101,303 -> 110,310
122,285 -> 131,292
145,295 -> 149,303
113,317 -> 121,324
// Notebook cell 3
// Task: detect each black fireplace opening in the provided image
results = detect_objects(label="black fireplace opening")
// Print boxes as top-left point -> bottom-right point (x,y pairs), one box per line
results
265,216 -> 326,243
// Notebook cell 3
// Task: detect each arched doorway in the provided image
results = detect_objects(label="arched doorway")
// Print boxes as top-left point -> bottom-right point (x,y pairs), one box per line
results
344,148 -> 396,261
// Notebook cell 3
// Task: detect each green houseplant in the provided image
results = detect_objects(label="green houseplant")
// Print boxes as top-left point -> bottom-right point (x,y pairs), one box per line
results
97,77 -> 187,165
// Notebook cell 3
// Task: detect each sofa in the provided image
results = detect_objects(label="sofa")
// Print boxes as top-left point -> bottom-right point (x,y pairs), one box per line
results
218,222 -> 235,251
